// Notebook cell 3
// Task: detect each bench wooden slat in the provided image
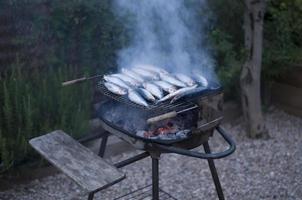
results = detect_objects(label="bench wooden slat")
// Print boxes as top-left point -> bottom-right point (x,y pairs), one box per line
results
29,130 -> 125,193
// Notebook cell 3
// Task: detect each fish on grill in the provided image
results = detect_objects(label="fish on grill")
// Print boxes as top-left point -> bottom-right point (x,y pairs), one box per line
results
159,73 -> 187,88
193,72 -> 208,87
128,90 -> 149,107
121,68 -> 145,83
143,82 -> 164,99
104,82 -> 127,95
170,86 -> 207,103
138,88 -> 156,102
158,85 -> 198,103
102,65 -> 211,103
134,64 -> 169,75
111,73 -> 140,87
132,68 -> 160,80
103,75 -> 132,90
174,73 -> 196,87
153,81 -> 177,93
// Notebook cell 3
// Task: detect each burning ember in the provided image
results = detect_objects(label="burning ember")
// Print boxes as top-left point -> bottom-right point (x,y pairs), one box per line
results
98,101 -> 197,141
136,121 -> 190,140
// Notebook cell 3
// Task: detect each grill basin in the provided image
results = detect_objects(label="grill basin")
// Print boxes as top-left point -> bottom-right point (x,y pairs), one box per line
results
61,74 -> 236,200
97,81 -> 224,148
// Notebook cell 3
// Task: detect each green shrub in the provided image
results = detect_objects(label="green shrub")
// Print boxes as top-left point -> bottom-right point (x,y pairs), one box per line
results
10,0 -> 126,72
210,29 -> 243,100
263,0 -> 302,79
207,0 -> 302,100
0,0 -> 116,172
204,1 -> 245,100
0,63 -> 92,172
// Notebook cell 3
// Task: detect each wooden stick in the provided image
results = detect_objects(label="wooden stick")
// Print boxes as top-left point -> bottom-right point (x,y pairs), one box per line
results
147,111 -> 177,124
146,105 -> 198,124
62,77 -> 87,86
62,75 -> 102,86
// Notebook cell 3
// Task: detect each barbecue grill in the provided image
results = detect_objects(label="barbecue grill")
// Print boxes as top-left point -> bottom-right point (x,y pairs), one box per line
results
92,79 -> 236,200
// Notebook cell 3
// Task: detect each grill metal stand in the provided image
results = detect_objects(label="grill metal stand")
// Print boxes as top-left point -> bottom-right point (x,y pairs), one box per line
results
152,156 -> 159,200
98,132 -> 109,157
63,70 -> 232,200
204,142 -> 225,200
97,126 -> 235,200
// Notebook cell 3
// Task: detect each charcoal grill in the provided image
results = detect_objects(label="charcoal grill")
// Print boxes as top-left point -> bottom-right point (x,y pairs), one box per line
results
94,80 -> 236,200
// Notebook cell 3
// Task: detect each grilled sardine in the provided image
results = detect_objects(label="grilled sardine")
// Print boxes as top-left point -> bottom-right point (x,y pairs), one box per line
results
193,72 -> 208,87
135,64 -> 169,75
103,75 -> 131,90
143,83 -> 164,99
104,82 -> 127,95
132,68 -> 160,80
153,81 -> 177,93
128,90 -> 149,107
159,73 -> 187,87
111,73 -> 140,87
121,68 -> 145,83
138,88 -> 156,102
174,73 -> 196,87
170,86 -> 207,103
158,85 -> 198,102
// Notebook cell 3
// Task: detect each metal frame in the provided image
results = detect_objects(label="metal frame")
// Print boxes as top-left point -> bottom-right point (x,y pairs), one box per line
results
203,142 -> 225,200
152,156 -> 160,200
98,132 -> 109,157
113,184 -> 177,200
89,126 -> 235,200
88,193 -> 94,200
114,152 -> 150,168
152,126 -> 236,159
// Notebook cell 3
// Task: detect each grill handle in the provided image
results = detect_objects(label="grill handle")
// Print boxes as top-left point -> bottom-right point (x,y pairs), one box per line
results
153,126 -> 236,159
62,77 -> 88,86
62,75 -> 103,86
147,111 -> 177,124
146,105 -> 199,124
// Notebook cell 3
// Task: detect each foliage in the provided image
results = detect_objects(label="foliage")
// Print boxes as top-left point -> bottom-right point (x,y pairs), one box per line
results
210,29 -> 243,100
0,63 -> 92,172
263,0 -> 302,78
9,0 -> 127,73
204,0 -> 245,100
0,0 -> 121,172
207,0 -> 302,99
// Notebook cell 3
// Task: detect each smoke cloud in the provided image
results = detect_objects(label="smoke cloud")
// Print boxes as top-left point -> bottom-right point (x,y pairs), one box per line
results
112,0 -> 216,80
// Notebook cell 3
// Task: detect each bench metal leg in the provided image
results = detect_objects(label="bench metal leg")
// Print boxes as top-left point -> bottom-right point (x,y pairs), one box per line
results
203,142 -> 225,200
87,192 -> 94,200
98,132 -> 109,157
152,156 -> 159,200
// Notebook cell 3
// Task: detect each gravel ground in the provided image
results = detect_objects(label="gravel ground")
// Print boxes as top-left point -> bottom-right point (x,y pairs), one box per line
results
0,108 -> 301,200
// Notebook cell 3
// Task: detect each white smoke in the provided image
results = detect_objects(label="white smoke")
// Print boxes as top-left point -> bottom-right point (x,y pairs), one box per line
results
112,0 -> 216,81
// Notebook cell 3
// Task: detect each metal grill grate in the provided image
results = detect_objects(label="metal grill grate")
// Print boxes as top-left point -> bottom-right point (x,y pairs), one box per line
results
114,185 -> 177,200
97,81 -> 197,114
97,80 -> 222,113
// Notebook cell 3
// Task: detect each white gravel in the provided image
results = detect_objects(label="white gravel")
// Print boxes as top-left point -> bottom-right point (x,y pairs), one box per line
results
0,108 -> 301,200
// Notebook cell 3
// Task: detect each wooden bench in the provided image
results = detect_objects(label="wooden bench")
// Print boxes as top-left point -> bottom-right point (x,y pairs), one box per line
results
29,130 -> 125,200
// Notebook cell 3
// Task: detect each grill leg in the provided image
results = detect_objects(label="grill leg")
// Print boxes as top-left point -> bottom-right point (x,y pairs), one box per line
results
87,192 -> 94,200
152,156 -> 159,200
98,132 -> 109,157
203,142 -> 225,200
